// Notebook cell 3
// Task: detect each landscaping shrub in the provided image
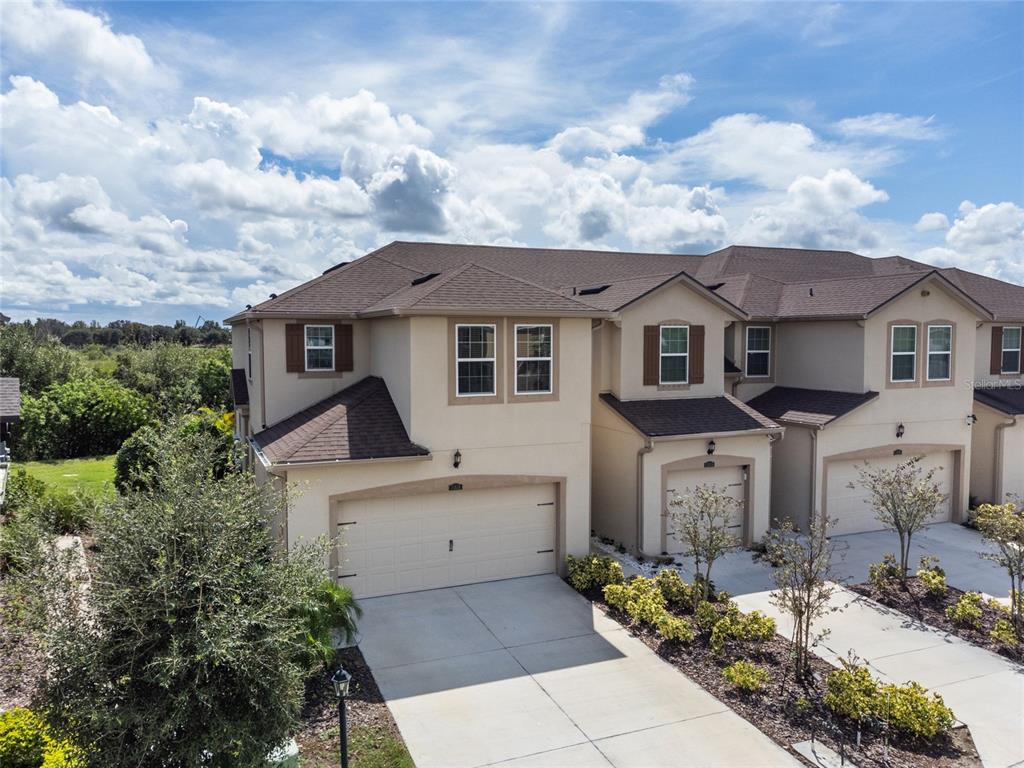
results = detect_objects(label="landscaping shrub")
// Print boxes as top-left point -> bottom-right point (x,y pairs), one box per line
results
602,582 -> 631,611
0,708 -> 86,768
879,681 -> 955,741
916,567 -> 947,598
114,424 -> 159,493
693,600 -> 721,633
293,579 -> 363,668
567,554 -> 624,592
722,660 -> 769,694
945,591 -> 984,628
654,568 -> 692,609
824,661 -> 880,724
601,576 -> 665,625
708,605 -> 776,656
655,612 -> 695,644
868,553 -> 902,590
990,618 -> 1019,648
1,469 -> 46,514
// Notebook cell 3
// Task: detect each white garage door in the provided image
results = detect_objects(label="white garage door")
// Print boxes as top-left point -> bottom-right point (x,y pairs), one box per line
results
827,452 -> 953,536
665,465 -> 746,554
335,483 -> 557,598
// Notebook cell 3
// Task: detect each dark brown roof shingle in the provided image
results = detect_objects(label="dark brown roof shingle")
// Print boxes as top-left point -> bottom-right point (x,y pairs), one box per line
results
974,387 -> 1024,416
252,376 -> 428,465
0,378 -> 20,418
746,386 -> 879,427
599,392 -> 777,437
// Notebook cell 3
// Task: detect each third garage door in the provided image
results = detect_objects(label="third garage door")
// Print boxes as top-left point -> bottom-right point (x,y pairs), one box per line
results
827,452 -> 953,536
335,483 -> 557,598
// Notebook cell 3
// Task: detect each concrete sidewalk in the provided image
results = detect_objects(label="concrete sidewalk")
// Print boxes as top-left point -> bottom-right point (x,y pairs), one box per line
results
358,574 -> 799,768
734,585 -> 1024,768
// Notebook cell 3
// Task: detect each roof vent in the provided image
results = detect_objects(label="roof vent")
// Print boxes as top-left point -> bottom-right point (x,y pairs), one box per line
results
322,261 -> 348,274
705,282 -> 725,291
245,304 -> 252,310
809,287 -> 815,297
411,272 -> 440,287
269,293 -> 277,299
578,285 -> 610,296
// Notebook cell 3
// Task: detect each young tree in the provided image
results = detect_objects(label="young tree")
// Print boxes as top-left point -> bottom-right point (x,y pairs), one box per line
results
37,429 -> 348,767
667,484 -> 740,605
975,496 -> 1024,638
851,456 -> 947,581
765,516 -> 836,680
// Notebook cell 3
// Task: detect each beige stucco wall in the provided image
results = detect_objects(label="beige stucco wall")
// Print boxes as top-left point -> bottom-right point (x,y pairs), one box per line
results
769,424 -> 815,531
775,321 -> 865,392
973,322 -> 1024,387
641,433 -> 774,554
616,281 -> 731,399
971,403 -> 1024,505
279,314 -> 595,563
591,398 -> 645,551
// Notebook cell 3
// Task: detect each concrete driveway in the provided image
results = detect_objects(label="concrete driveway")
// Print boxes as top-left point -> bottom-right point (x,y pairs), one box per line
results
357,574 -> 798,768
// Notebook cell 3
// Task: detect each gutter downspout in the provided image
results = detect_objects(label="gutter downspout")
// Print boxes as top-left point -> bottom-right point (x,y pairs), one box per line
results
258,319 -> 268,430
994,415 -> 1019,503
636,437 -> 654,555
809,428 -> 820,531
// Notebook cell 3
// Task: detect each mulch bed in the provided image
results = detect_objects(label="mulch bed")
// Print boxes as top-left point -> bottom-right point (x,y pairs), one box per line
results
577,584 -> 981,768
849,577 -> 1023,662
294,646 -> 409,767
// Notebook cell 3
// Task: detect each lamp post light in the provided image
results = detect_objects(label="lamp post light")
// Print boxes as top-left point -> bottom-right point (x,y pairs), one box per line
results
331,667 -> 352,768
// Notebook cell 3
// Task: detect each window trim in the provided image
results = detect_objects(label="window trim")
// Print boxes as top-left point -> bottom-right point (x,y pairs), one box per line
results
304,324 -> 335,372
513,323 -> 553,395
745,325 -> 772,379
1002,326 -> 1022,375
659,325 -> 689,386
455,322 -> 498,398
889,323 -> 918,384
925,324 -> 953,382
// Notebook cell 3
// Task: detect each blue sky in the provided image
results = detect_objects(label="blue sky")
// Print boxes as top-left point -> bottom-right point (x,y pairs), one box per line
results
1,1 -> 1022,324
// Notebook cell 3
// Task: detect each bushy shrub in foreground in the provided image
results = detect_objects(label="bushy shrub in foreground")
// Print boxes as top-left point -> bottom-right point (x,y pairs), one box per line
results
566,554 -> 624,592
0,708 -> 86,768
945,592 -> 984,629
722,660 -> 769,694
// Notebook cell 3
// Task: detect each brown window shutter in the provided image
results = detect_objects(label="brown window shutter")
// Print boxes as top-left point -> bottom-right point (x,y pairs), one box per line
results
690,325 -> 705,384
990,326 -> 1003,374
285,323 -> 304,373
335,323 -> 353,372
643,325 -> 660,385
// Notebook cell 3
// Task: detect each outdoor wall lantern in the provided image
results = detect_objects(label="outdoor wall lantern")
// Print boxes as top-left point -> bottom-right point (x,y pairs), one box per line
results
453,449 -> 462,469
331,667 -> 352,768
966,414 -> 977,426
707,440 -> 716,456
896,423 -> 905,439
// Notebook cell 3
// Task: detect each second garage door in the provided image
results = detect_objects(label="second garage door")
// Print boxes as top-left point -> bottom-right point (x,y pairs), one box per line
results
827,452 -> 953,536
335,483 -> 557,598
665,465 -> 746,554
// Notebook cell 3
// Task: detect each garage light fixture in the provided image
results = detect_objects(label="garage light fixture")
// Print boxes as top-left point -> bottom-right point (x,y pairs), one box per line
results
453,449 -> 462,469
896,423 -> 905,439
707,440 -> 716,456
966,414 -> 977,426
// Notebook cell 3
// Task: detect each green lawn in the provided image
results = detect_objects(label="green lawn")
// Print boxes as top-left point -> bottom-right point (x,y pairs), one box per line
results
17,455 -> 117,494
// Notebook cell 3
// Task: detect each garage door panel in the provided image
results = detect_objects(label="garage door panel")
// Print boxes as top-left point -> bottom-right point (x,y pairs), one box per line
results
336,483 -> 557,598
828,452 -> 952,536
664,467 -> 746,555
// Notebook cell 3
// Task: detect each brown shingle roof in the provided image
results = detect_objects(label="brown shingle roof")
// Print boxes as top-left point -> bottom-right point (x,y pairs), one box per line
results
599,392 -> 777,437
746,386 -> 879,427
974,387 -> 1024,416
251,376 -> 428,465
0,378 -> 20,418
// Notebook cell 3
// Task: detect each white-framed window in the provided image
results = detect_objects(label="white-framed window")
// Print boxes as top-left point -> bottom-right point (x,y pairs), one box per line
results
514,324 -> 553,394
890,325 -> 917,382
304,325 -> 334,371
746,326 -> 771,377
1002,327 -> 1022,374
926,325 -> 952,381
659,325 -> 688,384
456,323 -> 496,396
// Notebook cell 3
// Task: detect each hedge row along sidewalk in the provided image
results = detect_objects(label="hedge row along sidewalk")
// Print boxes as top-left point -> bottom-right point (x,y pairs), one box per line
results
566,556 -> 981,768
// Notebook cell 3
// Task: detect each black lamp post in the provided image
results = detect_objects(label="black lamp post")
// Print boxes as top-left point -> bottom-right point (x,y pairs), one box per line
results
332,667 -> 352,768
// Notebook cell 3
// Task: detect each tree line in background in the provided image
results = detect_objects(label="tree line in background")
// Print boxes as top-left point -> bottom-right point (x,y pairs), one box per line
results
0,324 -> 233,461
8,317 -> 232,348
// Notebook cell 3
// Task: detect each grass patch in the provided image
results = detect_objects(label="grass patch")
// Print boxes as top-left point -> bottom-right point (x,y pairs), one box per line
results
348,725 -> 414,768
16,456 -> 116,494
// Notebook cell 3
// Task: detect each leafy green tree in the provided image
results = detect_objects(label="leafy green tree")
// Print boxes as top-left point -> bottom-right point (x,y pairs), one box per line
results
0,325 -> 86,395
667,484 -> 740,606
16,379 -> 154,460
975,496 -> 1024,639
41,431 -> 342,767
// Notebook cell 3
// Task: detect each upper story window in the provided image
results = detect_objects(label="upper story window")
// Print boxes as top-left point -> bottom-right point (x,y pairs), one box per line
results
660,325 -> 689,384
746,326 -> 771,377
456,324 -> 496,396
926,325 -> 952,381
890,325 -> 917,382
1003,327 -> 1022,374
515,324 -> 553,394
304,325 -> 334,371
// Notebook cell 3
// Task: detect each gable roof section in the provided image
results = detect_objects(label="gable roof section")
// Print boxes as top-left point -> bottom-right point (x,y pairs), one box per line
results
251,376 -> 429,465
746,386 -> 879,427
599,392 -> 778,438
940,269 -> 1024,322
974,387 -> 1024,416
0,378 -> 20,418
